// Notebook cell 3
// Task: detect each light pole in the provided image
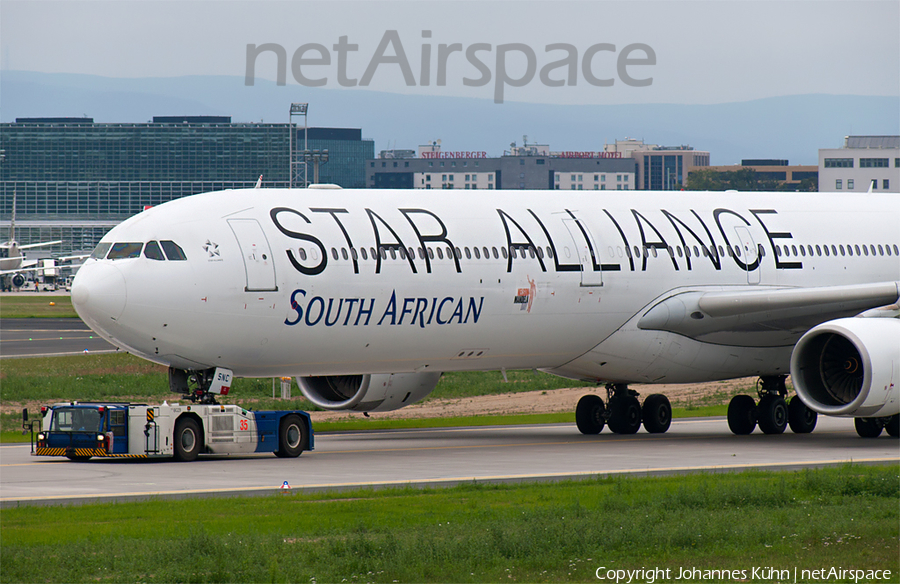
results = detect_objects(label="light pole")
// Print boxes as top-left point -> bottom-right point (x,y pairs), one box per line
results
289,103 -> 308,188
303,149 -> 329,185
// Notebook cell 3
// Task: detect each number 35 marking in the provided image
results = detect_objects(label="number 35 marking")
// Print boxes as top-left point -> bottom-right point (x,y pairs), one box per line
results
239,420 -> 248,431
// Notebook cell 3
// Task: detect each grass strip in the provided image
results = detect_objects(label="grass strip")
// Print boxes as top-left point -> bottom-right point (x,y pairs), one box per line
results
2,464 -> 897,583
0,295 -> 77,318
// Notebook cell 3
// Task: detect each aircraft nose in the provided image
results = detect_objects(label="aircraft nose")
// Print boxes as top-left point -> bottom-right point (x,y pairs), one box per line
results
72,262 -> 128,325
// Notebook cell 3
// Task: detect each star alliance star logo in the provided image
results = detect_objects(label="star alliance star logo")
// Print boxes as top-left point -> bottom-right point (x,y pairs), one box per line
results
203,240 -> 220,258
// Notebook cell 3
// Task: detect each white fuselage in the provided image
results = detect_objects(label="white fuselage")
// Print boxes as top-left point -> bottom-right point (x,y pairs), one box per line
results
72,189 -> 900,385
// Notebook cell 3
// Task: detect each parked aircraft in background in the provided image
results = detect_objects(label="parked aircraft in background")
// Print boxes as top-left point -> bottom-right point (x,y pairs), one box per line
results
71,186 -> 899,438
1,192 -> 65,288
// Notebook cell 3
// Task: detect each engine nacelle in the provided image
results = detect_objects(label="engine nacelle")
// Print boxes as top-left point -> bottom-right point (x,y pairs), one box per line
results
296,372 -> 442,413
791,318 -> 899,418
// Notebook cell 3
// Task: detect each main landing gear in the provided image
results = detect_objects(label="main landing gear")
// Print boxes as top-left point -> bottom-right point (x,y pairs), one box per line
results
853,415 -> 900,438
576,384 -> 672,435
727,375 -> 817,435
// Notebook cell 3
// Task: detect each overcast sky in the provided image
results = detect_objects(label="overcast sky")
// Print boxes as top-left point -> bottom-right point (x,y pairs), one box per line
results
2,0 -> 898,105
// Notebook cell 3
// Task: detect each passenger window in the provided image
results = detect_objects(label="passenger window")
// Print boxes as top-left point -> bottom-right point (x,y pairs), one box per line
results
298,248 -> 307,261
483,247 -> 490,259
331,248 -> 339,260
143,241 -> 165,261
546,246 -> 554,259
107,242 -> 143,260
465,247 -> 472,260
436,247 -> 444,260
492,247 -> 499,259
91,242 -> 112,260
160,241 -> 187,261
427,248 -> 434,260
341,248 -> 349,261
350,248 -> 358,261
361,247 -> 368,260
473,247 -> 481,259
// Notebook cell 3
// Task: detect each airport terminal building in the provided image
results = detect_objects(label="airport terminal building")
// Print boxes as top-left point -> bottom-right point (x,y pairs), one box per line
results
0,117 -> 374,254
818,136 -> 899,193
367,140 -> 709,192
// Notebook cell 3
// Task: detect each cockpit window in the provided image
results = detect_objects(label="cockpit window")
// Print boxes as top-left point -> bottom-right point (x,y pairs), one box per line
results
90,242 -> 112,260
107,242 -> 143,260
143,241 -> 165,261
160,240 -> 187,261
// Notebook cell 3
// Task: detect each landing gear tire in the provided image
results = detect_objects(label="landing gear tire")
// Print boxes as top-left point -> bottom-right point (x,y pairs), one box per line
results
727,395 -> 757,435
575,395 -> 605,435
854,417 -> 883,438
174,417 -> 202,461
275,415 -> 304,458
757,395 -> 788,435
608,396 -> 642,435
787,396 -> 817,434
885,415 -> 899,438
642,394 -> 672,434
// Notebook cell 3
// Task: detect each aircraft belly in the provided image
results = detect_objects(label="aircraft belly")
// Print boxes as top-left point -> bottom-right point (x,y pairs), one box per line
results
548,328 -> 792,383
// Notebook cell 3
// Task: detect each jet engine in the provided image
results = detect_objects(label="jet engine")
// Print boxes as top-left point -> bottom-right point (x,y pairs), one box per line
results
296,372 -> 443,412
791,318 -> 898,418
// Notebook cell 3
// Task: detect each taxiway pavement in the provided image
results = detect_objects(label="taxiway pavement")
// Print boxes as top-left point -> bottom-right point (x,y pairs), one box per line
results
0,318 -> 117,358
2,416 -> 897,507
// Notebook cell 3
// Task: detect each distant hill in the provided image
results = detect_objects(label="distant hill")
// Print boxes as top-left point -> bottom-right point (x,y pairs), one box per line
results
2,71 -> 898,165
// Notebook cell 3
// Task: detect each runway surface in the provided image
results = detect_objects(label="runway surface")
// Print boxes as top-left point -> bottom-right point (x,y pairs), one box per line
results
0,318 -> 117,358
2,416 -> 897,507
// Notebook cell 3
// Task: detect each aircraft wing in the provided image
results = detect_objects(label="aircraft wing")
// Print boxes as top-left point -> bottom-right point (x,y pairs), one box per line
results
637,281 -> 900,347
18,240 -> 63,250
0,263 -> 52,276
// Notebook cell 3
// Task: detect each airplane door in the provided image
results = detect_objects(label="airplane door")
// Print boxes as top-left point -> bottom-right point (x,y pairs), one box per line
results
733,226 -> 760,285
228,219 -> 278,292
562,218 -> 603,287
